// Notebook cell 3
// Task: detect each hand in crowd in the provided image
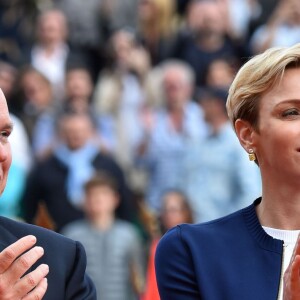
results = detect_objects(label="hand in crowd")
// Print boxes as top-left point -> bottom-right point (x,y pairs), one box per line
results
0,235 -> 48,300
128,46 -> 150,77
283,235 -> 300,300
140,105 -> 156,134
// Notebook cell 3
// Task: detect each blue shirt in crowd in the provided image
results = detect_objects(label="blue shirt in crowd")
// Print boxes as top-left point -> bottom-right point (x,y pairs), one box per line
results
181,122 -> 262,222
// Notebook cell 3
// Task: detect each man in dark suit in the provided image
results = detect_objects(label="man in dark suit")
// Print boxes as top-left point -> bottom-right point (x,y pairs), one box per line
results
22,110 -> 135,232
0,89 -> 96,299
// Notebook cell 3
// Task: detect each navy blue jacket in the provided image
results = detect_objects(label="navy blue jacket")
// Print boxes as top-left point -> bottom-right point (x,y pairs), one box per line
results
155,198 -> 284,299
0,216 -> 96,299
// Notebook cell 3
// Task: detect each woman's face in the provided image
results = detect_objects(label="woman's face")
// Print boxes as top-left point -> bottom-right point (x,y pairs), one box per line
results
161,192 -> 189,230
251,68 -> 300,181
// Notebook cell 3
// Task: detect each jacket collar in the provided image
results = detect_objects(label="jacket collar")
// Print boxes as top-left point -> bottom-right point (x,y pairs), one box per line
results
243,198 -> 283,254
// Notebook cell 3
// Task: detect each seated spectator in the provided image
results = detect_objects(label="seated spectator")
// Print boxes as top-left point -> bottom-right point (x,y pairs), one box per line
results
93,28 -> 150,191
142,189 -> 193,300
58,0 -> 139,80
21,111 -> 135,231
136,60 -> 208,212
181,88 -> 261,222
159,189 -> 194,231
219,0 -> 260,42
14,66 -> 56,150
172,0 -> 242,86
33,65 -> 115,158
137,0 -> 179,65
30,9 -> 69,102
205,58 -> 238,92
62,173 -> 144,300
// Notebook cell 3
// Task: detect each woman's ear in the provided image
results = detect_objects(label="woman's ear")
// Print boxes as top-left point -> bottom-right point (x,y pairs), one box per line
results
234,119 -> 256,151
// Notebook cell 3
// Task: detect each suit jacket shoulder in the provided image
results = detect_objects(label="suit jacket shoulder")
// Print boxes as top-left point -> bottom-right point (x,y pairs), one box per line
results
0,217 -> 96,300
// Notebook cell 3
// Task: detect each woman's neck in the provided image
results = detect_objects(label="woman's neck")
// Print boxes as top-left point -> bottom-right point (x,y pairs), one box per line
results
257,178 -> 300,230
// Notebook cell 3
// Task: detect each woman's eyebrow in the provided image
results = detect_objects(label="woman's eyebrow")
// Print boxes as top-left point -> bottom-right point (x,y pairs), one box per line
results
274,99 -> 300,107
0,122 -> 14,131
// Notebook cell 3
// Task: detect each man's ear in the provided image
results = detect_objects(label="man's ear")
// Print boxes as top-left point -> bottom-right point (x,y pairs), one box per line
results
234,119 -> 256,151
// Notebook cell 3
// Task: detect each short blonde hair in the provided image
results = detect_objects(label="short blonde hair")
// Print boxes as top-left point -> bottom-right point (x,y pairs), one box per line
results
226,43 -> 300,131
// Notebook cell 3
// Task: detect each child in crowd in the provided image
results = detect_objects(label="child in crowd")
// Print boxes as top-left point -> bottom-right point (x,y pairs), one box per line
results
61,172 -> 144,300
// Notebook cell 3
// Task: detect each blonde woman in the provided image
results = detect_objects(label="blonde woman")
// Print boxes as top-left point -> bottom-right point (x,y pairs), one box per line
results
155,43 -> 300,299
137,0 -> 178,64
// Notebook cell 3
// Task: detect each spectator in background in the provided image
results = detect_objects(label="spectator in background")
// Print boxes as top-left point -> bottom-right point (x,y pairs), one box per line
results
21,111 -> 135,232
57,0 -> 113,81
247,0 -> 280,36
205,57 -> 238,91
142,189 -> 193,300
137,0 -> 179,65
93,28 -> 150,191
250,0 -> 300,54
64,65 -> 114,148
159,189 -> 194,231
219,0 -> 260,42
181,88 -> 261,222
173,0 -> 241,86
62,173 -> 144,300
136,60 -> 208,213
15,66 -> 55,151
64,66 -> 95,112
30,9 -> 69,102
33,65 -> 114,158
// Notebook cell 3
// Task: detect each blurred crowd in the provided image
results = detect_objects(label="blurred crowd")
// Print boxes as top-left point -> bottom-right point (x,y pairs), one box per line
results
1,0 -> 298,298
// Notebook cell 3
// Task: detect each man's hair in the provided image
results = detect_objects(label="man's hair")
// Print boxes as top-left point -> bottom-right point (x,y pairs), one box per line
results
226,43 -> 300,131
160,59 -> 195,86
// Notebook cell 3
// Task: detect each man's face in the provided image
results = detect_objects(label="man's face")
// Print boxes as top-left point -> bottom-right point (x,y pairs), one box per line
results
0,90 -> 12,195
38,11 -> 67,45
163,68 -> 191,109
66,69 -> 93,100
59,115 -> 94,150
